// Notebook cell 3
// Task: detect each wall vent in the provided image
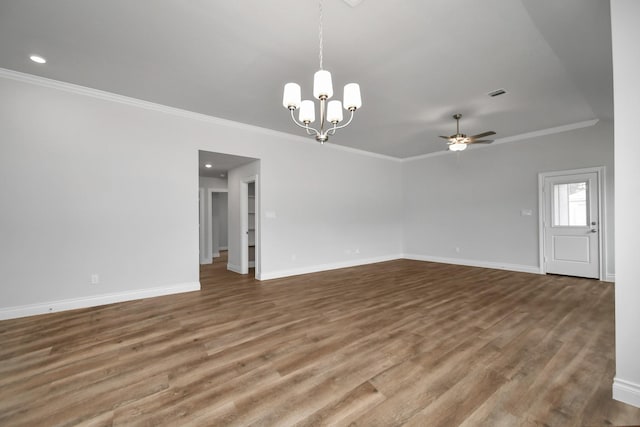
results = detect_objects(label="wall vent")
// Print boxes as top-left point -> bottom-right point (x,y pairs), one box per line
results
488,88 -> 507,97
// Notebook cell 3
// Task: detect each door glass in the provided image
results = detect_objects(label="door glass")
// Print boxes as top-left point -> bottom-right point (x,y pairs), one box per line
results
553,182 -> 587,226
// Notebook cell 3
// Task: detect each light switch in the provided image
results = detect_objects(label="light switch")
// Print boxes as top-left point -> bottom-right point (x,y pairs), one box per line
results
521,209 -> 533,216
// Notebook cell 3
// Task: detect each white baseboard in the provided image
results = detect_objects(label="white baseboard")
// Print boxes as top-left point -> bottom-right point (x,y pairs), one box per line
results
604,273 -> 615,282
259,254 -> 403,281
219,246 -> 228,251
227,263 -> 242,274
402,254 -> 541,275
613,377 -> 640,408
213,252 -> 221,258
0,281 -> 201,321
227,263 -> 256,273
199,257 -> 212,265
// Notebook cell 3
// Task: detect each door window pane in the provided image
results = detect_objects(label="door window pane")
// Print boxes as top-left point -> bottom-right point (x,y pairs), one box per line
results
553,182 -> 587,226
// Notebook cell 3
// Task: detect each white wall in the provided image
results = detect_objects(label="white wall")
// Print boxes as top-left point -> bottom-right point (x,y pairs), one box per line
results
256,146 -> 404,279
403,120 -> 615,278
611,0 -> 640,408
0,75 -> 201,317
199,176 -> 227,191
0,71 -> 403,318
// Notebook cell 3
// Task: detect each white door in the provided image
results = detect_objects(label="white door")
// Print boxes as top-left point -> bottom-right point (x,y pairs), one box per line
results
543,172 -> 599,279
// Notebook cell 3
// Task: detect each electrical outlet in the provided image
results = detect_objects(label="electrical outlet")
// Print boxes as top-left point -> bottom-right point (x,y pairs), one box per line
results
91,274 -> 99,285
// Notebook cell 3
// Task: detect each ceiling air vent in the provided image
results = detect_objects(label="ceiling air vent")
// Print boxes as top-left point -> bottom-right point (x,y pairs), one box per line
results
488,88 -> 507,97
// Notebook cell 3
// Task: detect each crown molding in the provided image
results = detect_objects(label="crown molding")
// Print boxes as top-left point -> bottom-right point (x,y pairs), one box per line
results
402,119 -> 600,162
0,68 -> 600,164
0,68 -> 399,162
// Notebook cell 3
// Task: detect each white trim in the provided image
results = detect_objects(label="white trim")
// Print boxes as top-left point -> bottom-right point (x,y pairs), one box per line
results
0,68 -> 395,162
227,263 -> 242,274
258,254 -> 403,281
403,119 -> 600,162
258,254 -> 541,281
605,273 -> 615,282
403,254 -> 541,275
613,377 -> 640,408
0,69 -> 600,163
325,142 -> 401,162
219,246 -> 228,251
205,187 -> 213,261
198,187 -> 207,264
538,166 -> 606,280
492,119 -> 599,146
0,282 -> 201,321
249,261 -> 255,268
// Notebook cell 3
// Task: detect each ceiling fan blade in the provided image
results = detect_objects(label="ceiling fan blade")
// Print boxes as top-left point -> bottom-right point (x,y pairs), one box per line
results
469,139 -> 494,144
439,135 -> 452,140
469,131 -> 496,140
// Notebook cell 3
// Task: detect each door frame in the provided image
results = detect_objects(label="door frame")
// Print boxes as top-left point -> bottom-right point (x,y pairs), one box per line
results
538,166 -> 606,280
240,174 -> 260,276
199,188 -> 207,264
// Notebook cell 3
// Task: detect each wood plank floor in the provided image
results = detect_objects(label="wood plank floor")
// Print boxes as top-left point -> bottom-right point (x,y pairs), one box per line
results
1,257 -> 640,426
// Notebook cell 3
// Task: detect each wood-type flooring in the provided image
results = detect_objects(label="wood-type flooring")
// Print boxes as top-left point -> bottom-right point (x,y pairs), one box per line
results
1,256 -> 640,426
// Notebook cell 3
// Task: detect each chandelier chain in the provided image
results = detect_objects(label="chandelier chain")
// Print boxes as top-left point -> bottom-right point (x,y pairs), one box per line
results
319,0 -> 323,70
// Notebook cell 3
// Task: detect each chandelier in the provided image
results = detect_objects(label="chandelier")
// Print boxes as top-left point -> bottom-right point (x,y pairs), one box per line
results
282,0 -> 361,143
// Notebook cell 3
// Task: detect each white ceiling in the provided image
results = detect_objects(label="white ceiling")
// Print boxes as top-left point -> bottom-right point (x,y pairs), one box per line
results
0,0 -> 613,159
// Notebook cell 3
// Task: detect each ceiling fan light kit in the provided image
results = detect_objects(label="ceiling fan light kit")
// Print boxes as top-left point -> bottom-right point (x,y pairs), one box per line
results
448,142 -> 467,151
282,0 -> 361,144
440,113 -> 496,152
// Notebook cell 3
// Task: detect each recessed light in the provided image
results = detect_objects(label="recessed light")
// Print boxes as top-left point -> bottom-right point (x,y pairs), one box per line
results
29,55 -> 47,64
204,163 -> 212,168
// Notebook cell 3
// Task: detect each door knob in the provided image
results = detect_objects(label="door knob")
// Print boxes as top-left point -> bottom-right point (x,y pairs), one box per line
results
590,229 -> 597,233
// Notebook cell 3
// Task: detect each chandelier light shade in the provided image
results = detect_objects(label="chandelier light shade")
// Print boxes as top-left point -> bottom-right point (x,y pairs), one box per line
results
343,83 -> 362,110
282,83 -> 301,109
282,0 -> 361,144
299,100 -> 316,123
313,70 -> 333,99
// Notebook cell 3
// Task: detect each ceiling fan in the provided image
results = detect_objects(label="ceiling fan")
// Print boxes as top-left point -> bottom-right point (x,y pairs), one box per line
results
440,113 -> 496,151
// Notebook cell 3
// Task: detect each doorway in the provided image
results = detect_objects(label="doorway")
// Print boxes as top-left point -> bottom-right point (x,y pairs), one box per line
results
198,150 -> 259,283
210,191 -> 229,261
539,167 -> 604,279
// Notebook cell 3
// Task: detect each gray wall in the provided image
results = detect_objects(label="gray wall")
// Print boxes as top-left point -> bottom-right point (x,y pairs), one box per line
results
403,120 -> 614,278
